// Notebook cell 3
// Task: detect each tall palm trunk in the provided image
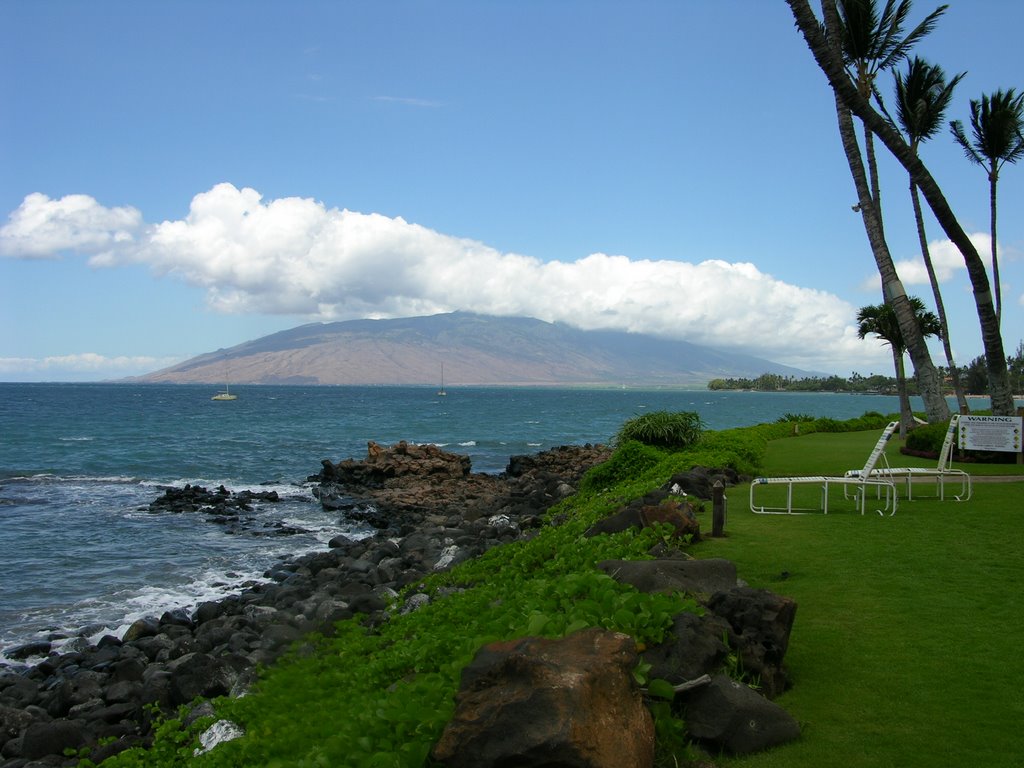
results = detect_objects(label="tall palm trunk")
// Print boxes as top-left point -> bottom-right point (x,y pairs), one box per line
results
988,170 -> 1001,326
833,86 -> 950,423
909,180 -> 969,413
863,124 -> 884,237
786,0 -> 1015,418
891,345 -> 914,438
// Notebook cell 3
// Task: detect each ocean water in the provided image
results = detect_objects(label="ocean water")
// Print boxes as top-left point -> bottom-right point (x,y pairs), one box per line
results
0,382 -> 985,662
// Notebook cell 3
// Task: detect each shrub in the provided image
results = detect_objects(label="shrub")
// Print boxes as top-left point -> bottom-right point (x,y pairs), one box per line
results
905,421 -> 948,454
777,413 -> 816,423
579,440 -> 664,493
812,417 -> 844,433
614,411 -> 704,449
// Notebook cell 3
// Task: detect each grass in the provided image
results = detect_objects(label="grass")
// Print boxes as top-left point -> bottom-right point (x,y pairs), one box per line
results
701,429 -> 1024,768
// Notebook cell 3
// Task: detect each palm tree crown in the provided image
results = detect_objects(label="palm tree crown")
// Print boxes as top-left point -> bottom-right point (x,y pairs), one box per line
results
857,296 -> 941,352
836,0 -> 948,101
950,89 -> 1024,179
857,295 -> 942,437
950,88 -> 1024,326
895,56 -> 963,149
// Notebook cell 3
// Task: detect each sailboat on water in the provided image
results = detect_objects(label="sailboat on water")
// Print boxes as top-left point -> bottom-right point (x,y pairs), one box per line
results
437,363 -> 447,397
211,383 -> 237,401
212,359 -> 238,400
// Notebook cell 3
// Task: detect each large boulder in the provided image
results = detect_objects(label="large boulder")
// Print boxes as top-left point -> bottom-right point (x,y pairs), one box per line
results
641,611 -> 733,684
662,467 -> 742,500
680,674 -> 800,754
20,718 -> 91,760
597,557 -> 738,596
323,441 -> 472,487
166,653 -> 236,706
586,496 -> 701,541
705,587 -> 797,698
432,627 -> 654,768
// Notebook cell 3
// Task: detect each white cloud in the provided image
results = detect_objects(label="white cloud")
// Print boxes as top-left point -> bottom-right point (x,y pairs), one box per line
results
861,232 -> 994,291
893,232 -> 992,286
0,192 -> 142,258
1,183 -> 889,372
0,353 -> 181,381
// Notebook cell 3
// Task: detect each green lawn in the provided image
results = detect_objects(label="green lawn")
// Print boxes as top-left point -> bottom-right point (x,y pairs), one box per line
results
702,430 -> 1024,768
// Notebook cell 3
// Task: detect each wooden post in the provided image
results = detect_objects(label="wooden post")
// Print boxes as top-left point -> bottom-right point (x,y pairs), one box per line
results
712,480 -> 726,537
1018,407 -> 1024,465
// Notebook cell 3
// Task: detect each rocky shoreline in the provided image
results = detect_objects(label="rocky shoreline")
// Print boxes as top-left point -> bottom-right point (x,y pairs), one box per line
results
0,442 -> 612,766
0,441 -> 800,766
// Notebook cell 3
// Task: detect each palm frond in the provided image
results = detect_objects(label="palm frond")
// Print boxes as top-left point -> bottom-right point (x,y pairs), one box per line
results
894,56 -> 963,145
950,119 -> 986,167
953,89 -> 1024,170
879,3 -> 948,71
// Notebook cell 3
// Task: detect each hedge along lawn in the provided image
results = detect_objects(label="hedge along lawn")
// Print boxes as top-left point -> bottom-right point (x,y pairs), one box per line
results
702,429 -> 1024,768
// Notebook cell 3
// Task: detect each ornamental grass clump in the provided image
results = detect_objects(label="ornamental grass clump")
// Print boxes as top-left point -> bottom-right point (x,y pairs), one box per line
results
614,411 -> 704,449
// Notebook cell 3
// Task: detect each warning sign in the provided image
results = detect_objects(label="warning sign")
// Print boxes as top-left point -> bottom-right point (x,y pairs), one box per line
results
957,415 -> 1023,452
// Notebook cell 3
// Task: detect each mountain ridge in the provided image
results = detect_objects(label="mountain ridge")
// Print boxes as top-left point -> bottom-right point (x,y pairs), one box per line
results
129,312 -> 811,386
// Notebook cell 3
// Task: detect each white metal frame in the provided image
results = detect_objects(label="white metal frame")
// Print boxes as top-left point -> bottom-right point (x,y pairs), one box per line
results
843,415 -> 972,501
749,422 -> 900,516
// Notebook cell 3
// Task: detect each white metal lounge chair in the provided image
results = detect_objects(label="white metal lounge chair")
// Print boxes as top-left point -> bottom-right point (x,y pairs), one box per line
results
749,421 -> 899,515
843,415 -> 972,501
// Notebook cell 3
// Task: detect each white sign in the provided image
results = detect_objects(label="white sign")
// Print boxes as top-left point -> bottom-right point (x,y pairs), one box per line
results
957,415 -> 1023,453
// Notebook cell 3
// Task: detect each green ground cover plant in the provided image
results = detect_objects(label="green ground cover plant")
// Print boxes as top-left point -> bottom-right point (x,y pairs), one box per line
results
87,415 -> 1024,767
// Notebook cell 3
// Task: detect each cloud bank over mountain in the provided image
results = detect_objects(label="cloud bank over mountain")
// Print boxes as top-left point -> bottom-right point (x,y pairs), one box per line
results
4,182 -> 978,373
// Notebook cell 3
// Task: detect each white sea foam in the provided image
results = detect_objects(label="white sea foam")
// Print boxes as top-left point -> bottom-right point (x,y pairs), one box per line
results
458,441 -> 477,447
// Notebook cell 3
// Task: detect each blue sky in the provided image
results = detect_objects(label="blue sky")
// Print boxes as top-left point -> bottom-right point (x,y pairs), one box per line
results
2,0 -> 1021,382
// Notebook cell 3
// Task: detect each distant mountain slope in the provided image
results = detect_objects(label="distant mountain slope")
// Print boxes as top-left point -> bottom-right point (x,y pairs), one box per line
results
130,312 -> 810,386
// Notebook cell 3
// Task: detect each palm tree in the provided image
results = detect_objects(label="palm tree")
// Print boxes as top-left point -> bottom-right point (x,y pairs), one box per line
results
810,0 -> 952,424
950,89 -> 1024,327
836,0 -> 948,224
894,56 -> 969,413
786,0 -> 1015,418
857,297 -> 942,438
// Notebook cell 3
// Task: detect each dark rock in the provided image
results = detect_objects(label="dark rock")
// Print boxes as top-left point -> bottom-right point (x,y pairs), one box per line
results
20,719 -> 90,760
663,467 -> 741,500
432,627 -> 654,768
585,493 -> 700,541
0,677 -> 41,709
103,681 -> 142,705
107,657 -> 146,685
3,643 -> 52,662
641,612 -> 733,684
159,609 -> 194,629
314,443 -> 610,537
0,704 -> 35,747
44,674 -> 104,719
166,654 -> 233,706
597,558 -> 738,596
348,593 -> 387,616
121,617 -> 160,643
680,674 -> 800,754
193,600 -> 227,625
705,588 -> 797,698
129,634 -> 174,662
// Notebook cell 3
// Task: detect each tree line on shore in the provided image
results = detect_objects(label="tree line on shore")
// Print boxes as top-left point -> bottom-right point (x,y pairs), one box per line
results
708,339 -> 1024,395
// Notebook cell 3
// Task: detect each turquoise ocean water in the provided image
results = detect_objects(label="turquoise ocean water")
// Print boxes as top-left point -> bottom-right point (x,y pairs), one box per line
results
0,382 -> 991,662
